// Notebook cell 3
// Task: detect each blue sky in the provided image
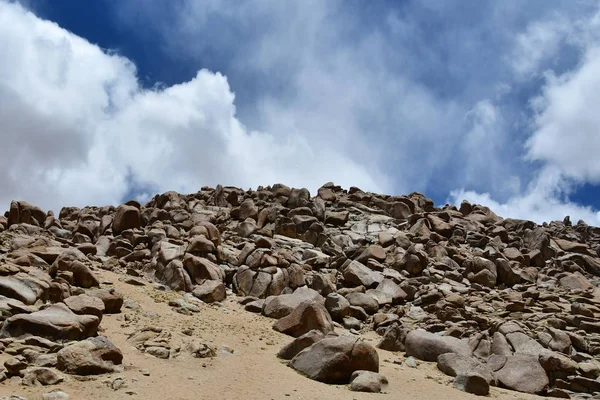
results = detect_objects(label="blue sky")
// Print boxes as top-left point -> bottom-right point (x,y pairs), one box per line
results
2,0 -> 600,224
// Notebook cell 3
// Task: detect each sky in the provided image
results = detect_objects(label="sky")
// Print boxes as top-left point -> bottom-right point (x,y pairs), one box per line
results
1,0 -> 600,225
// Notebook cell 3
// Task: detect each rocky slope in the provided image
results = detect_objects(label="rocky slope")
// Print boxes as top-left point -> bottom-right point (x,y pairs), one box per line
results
0,183 -> 599,399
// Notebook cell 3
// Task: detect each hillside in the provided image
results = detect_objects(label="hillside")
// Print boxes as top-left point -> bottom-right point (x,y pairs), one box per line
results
0,183 -> 599,399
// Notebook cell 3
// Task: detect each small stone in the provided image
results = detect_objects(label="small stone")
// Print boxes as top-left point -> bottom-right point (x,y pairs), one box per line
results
42,390 -> 69,400
405,356 -> 418,368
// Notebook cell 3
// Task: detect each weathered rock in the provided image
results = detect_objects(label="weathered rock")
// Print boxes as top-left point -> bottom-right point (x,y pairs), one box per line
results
0,273 -> 50,305
324,293 -> 350,322
50,249 -> 99,288
0,303 -> 99,342
277,330 -> 325,360
264,288 -> 324,319
437,353 -> 495,384
192,280 -> 226,303
289,336 -> 379,383
88,288 -> 123,313
405,330 -> 471,362
495,354 -> 549,394
273,300 -> 334,338
342,260 -> 383,288
21,367 -> 63,386
57,336 -> 123,375
349,370 -> 388,393
63,294 -> 105,320
345,292 -> 379,315
452,373 -> 490,396
112,204 -> 141,234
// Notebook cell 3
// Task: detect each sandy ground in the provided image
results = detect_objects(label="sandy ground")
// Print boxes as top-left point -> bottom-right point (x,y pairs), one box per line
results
0,270 -> 544,400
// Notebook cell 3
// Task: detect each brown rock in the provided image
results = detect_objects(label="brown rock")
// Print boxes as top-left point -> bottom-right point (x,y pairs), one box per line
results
289,336 -> 379,383
273,300 -> 333,338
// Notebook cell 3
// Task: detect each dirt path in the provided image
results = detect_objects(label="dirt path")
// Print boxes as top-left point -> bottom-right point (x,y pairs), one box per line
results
1,270 -> 541,400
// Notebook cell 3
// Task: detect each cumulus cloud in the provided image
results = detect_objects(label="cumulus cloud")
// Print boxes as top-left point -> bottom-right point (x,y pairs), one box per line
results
450,165 -> 600,226
0,1 -> 385,213
527,47 -> 600,182
451,5 -> 600,224
3,0 -> 600,226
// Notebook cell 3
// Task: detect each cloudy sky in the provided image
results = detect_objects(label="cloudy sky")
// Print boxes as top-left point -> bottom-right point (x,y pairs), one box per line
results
1,0 -> 600,224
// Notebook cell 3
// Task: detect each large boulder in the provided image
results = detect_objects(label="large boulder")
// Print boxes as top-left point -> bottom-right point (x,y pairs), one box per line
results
273,300 -> 333,338
183,254 -> 225,283
277,330 -> 325,360
50,249 -> 99,288
233,266 -> 289,298
405,330 -> 471,362
0,273 -> 50,305
112,204 -> 141,234
57,336 -> 123,375
63,294 -> 105,320
342,260 -> 383,288
494,354 -> 549,394
264,287 -> 324,319
289,336 -> 379,383
88,288 -> 123,314
437,353 -> 495,384
0,303 -> 99,342
192,280 -> 226,303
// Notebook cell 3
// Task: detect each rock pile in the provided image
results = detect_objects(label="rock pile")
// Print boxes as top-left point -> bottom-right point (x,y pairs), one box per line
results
0,183 -> 599,398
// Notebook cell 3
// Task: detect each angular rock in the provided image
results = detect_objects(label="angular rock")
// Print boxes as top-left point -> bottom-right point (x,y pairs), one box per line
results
273,300 -> 333,338
192,280 -> 226,303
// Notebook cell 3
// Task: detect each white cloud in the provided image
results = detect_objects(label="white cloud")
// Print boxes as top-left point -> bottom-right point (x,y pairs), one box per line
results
451,166 -> 600,225
526,46 -> 600,182
0,1 -> 386,213
510,16 -> 572,78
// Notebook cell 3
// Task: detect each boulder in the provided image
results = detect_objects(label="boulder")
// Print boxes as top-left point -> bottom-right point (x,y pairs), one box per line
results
192,281 -> 226,303
342,260 -> 383,288
324,293 -> 350,322
289,336 -> 379,383
0,303 -> 99,341
405,330 -> 470,362
63,294 -> 105,320
453,373 -> 490,396
273,300 -> 333,338
50,249 -> 99,288
183,254 -> 225,283
495,354 -> 549,394
88,288 -> 123,314
277,330 -> 325,360
437,353 -> 495,384
112,204 -> 141,234
0,273 -> 50,305
264,288 -> 324,319
350,370 -> 389,393
345,292 -> 379,315
57,336 -> 123,375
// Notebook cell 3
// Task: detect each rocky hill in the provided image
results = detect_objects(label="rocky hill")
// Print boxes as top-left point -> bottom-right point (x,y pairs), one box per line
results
0,183 -> 599,399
